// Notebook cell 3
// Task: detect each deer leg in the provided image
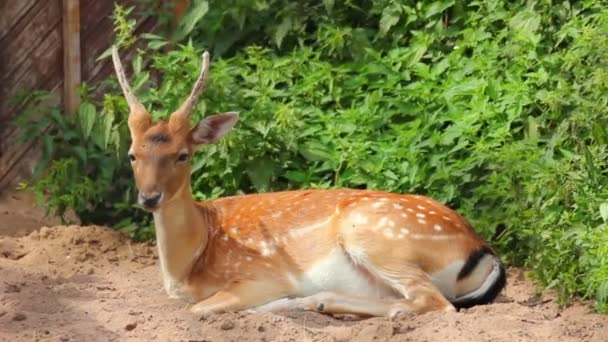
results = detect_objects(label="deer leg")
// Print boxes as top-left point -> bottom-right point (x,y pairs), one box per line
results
281,284 -> 452,318
368,264 -> 456,316
292,291 -> 394,317
190,281 -> 289,318
252,291 -> 393,317
252,268 -> 454,317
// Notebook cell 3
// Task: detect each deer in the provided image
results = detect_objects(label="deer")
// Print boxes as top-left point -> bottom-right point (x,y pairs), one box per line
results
110,45 -> 506,319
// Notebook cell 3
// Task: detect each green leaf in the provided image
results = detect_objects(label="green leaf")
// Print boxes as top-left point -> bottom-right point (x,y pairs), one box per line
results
133,54 -> 142,74
423,1 -> 454,19
103,113 -> 115,149
299,141 -> 336,162
379,4 -> 401,36
174,0 -> 209,41
323,0 -> 335,13
148,40 -> 168,50
246,157 -> 276,192
274,16 -> 292,48
443,79 -> 486,99
600,204 -> 608,223
78,102 -> 96,140
285,170 -> 307,183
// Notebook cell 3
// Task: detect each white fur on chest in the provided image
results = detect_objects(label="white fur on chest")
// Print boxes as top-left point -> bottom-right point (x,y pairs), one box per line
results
294,249 -> 393,298
153,212 -> 201,302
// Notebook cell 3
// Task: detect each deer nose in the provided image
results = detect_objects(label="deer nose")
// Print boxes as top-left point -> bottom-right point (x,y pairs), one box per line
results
140,192 -> 162,208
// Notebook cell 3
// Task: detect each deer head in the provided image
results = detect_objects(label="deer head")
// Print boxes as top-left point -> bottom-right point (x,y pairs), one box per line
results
111,46 -> 239,211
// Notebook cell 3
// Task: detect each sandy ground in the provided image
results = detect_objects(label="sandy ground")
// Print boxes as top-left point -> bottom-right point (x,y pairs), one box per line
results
1,191 -> 608,341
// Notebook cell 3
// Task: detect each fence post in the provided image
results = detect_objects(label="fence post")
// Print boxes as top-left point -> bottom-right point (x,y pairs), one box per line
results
62,0 -> 81,114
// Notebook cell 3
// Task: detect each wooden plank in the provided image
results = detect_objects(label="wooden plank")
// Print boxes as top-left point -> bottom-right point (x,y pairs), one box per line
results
62,0 -> 81,114
173,0 -> 191,20
87,18 -> 158,98
1,0 -> 160,188
0,141 -> 41,194
0,83 -> 62,192
0,0 -> 38,41
1,58 -> 64,157
0,27 -> 63,125
0,26 -> 63,117
81,0 -> 156,82
80,0 -> 113,40
0,0 -> 62,85
80,7 -> 115,82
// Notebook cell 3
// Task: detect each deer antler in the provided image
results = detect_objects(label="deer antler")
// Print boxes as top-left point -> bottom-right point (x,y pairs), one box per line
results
111,45 -> 151,134
169,51 -> 211,133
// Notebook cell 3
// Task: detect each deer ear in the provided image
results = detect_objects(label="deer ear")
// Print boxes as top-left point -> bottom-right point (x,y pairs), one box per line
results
191,112 -> 239,145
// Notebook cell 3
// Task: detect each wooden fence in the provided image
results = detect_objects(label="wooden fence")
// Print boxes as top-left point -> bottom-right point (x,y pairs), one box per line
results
0,0 -> 190,192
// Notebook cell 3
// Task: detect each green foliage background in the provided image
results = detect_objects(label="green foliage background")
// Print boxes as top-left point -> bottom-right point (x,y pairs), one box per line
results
16,0 -> 608,312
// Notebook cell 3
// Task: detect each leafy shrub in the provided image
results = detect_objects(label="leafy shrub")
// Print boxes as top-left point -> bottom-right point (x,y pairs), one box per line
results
16,1 -> 608,311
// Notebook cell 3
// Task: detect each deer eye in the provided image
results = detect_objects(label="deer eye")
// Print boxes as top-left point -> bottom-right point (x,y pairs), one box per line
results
177,153 -> 189,162
128,154 -> 136,162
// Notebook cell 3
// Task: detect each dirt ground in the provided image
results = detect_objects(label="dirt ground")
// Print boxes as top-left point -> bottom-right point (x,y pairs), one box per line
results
1,191 -> 608,342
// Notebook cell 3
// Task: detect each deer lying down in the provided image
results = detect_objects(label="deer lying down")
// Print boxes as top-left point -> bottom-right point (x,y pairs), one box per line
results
111,46 -> 506,318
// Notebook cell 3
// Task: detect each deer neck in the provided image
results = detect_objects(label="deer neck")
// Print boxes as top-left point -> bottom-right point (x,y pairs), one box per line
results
152,183 -> 209,297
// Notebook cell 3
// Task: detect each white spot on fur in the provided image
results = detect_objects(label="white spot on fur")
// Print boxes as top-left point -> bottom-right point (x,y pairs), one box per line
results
417,205 -> 427,210
400,228 -> 410,234
372,202 -> 383,208
418,218 -> 427,225
429,211 -> 437,215
245,256 -> 253,261
353,213 -> 368,224
416,213 -> 426,218
261,248 -> 275,257
400,213 -> 408,218
383,229 -> 394,238
443,215 -> 452,221
407,208 -> 415,213
434,224 -> 443,231
378,217 -> 389,226
388,220 -> 395,227
411,234 -> 452,241
393,203 -> 403,209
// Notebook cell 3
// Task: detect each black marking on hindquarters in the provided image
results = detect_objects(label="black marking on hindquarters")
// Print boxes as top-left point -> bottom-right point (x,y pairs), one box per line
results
452,262 -> 507,310
317,303 -> 325,312
457,246 -> 493,280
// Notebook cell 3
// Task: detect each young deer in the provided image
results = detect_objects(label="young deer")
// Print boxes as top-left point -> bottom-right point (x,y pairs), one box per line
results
111,46 -> 506,318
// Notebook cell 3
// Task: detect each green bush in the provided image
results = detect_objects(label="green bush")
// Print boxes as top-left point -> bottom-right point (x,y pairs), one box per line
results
16,0 -> 608,311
